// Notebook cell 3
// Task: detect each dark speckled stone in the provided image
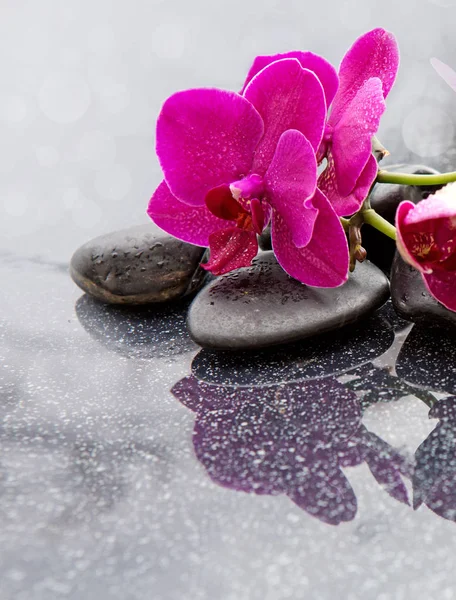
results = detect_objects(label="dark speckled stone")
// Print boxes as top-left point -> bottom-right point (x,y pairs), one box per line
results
187,252 -> 390,350
390,253 -> 456,327
257,226 -> 272,251
70,225 -> 207,305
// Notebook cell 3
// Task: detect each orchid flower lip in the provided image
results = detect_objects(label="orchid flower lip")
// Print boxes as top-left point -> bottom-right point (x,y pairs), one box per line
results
229,173 -> 264,202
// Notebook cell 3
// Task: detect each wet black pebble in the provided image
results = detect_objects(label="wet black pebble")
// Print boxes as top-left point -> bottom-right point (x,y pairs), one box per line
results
188,252 -> 390,350
390,253 -> 456,327
70,225 -> 207,305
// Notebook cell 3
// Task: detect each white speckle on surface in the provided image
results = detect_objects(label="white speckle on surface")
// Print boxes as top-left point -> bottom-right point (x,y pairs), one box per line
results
38,73 -> 91,124
402,104 -> 454,157
94,165 -> 132,200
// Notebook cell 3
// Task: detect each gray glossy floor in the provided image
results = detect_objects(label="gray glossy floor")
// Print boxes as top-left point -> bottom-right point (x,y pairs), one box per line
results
2,1 -> 456,599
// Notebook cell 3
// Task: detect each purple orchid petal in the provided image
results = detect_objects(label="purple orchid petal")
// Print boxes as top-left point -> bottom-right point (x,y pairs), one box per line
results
156,88 -> 264,206
203,227 -> 258,275
243,59 -> 326,173
332,77 -> 385,197
318,153 -> 378,217
395,201 -> 431,273
330,28 -> 399,127
423,271 -> 456,312
264,129 -> 318,248
147,180 -> 230,246
403,185 -> 456,224
241,51 -> 339,108
431,57 -> 456,94
250,197 -> 267,234
271,189 -> 349,287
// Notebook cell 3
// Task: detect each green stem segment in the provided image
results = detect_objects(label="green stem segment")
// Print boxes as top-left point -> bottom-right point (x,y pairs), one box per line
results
376,169 -> 456,186
362,209 -> 396,240
339,210 -> 396,240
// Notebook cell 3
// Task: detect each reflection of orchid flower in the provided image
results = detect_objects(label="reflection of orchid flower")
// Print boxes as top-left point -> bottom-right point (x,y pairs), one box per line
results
172,375 -> 411,525
414,397 -> 456,522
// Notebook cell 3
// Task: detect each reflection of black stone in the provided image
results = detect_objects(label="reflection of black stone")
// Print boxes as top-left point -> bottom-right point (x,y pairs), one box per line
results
396,324 -> 456,395
344,362 -> 437,410
391,254 -> 456,327
75,294 -> 197,358
191,305 -> 395,385
172,375 -> 411,525
363,164 -> 441,273
414,398 -> 456,522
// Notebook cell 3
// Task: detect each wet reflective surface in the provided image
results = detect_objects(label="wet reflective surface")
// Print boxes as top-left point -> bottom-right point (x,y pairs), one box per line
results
3,0 -> 456,598
4,260 -> 456,599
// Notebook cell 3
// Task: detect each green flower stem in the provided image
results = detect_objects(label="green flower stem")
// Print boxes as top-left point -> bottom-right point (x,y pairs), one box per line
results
340,211 -> 396,239
340,217 -> 350,232
376,169 -> 456,186
362,209 -> 396,240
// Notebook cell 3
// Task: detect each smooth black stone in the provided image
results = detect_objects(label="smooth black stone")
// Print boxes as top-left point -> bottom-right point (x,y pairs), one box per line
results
187,252 -> 390,351
75,295 -> 197,358
390,254 -> 456,326
363,164 -> 441,273
70,226 -> 207,305
257,226 -> 272,251
396,323 -> 456,395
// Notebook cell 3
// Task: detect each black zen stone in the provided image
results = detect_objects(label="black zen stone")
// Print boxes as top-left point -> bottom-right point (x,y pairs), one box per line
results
363,163 -> 441,273
257,226 -> 272,251
70,225 -> 206,305
187,252 -> 390,350
390,254 -> 456,327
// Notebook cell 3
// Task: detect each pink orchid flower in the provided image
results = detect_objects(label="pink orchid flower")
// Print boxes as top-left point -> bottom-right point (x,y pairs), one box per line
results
396,183 -> 456,312
148,58 -> 349,287
318,28 -> 399,216
242,29 -> 399,217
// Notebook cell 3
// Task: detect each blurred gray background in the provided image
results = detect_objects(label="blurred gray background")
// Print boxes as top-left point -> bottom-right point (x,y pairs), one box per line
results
1,0 -> 456,260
